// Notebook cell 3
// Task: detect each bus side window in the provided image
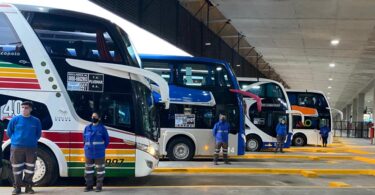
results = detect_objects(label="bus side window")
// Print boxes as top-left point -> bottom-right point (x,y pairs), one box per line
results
0,13 -> 32,67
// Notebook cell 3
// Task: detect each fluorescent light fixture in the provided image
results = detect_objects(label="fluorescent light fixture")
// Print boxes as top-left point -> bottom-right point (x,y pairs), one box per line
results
216,67 -> 222,71
331,39 -> 340,46
329,63 -> 336,68
236,64 -> 241,67
252,85 -> 261,89
329,78 -> 333,81
4,0 -> 192,57
328,86 -> 332,89
205,42 -> 211,46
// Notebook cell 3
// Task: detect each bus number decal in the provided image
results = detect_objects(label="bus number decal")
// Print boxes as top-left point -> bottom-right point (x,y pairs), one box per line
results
105,159 -> 127,166
1,100 -> 22,119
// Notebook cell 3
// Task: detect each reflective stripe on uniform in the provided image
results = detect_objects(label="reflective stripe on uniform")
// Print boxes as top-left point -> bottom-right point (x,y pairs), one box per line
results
24,170 -> 34,174
85,164 -> 95,168
93,141 -> 105,145
217,130 -> 228,133
25,163 -> 35,167
97,171 -> 105,175
96,164 -> 105,168
12,163 -> 25,168
85,170 -> 95,174
13,171 -> 22,175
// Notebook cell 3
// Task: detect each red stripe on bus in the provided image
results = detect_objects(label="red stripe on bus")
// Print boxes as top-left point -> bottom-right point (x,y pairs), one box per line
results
0,4 -> 11,7
0,78 -> 39,83
0,82 -> 40,89
56,143 -> 135,149
41,131 -> 129,143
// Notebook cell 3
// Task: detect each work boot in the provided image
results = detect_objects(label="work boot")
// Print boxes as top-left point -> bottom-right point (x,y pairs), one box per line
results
95,186 -> 102,192
84,186 -> 93,192
12,187 -> 21,195
214,161 -> 219,165
224,161 -> 231,165
25,185 -> 35,194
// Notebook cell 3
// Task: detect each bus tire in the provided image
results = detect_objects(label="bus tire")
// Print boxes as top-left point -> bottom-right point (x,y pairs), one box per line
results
292,134 -> 307,147
167,137 -> 195,161
33,146 -> 59,186
246,135 -> 262,152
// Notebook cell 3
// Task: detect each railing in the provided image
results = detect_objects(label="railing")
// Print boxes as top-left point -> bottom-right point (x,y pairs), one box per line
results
333,121 -> 372,138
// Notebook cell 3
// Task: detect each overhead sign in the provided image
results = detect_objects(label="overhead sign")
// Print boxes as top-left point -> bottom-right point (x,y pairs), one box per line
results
67,72 -> 104,92
175,114 -> 195,128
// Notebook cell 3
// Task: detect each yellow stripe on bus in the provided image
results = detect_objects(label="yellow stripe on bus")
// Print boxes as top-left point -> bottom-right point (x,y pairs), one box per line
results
0,72 -> 37,78
68,156 -> 136,162
0,68 -> 35,73
61,149 -> 136,155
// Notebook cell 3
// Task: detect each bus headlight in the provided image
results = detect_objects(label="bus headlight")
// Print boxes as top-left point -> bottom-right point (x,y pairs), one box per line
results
137,143 -> 159,159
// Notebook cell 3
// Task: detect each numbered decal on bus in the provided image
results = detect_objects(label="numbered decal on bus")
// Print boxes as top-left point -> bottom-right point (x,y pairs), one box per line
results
0,100 -> 22,120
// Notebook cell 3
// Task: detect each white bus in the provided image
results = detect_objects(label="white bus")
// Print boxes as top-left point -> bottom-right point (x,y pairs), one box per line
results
0,4 -> 169,185
141,55 -> 246,161
286,90 -> 333,146
238,78 -> 297,152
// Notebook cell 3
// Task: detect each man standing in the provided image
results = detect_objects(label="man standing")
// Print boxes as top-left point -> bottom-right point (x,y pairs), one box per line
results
83,112 -> 109,192
320,119 -> 330,147
0,118 -> 4,185
275,118 -> 287,153
212,113 -> 231,165
7,101 -> 42,194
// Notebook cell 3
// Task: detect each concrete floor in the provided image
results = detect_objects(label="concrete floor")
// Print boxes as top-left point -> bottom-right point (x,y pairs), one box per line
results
1,138 -> 375,194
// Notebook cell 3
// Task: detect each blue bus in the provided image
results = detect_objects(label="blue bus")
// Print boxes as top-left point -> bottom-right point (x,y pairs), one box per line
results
141,55 -> 245,160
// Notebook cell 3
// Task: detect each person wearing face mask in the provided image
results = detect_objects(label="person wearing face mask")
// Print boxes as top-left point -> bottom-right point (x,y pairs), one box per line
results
83,112 -> 109,192
275,118 -> 287,153
212,113 -> 231,165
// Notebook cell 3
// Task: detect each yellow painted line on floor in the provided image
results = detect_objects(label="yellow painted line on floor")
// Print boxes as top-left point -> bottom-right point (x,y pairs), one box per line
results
329,182 -> 351,188
301,170 -> 318,178
154,168 -> 375,176
233,154 -> 353,161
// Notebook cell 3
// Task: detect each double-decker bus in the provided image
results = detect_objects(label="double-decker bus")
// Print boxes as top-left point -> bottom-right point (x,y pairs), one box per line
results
238,78 -> 296,151
141,55 -> 245,160
0,4 -> 169,185
286,90 -> 333,146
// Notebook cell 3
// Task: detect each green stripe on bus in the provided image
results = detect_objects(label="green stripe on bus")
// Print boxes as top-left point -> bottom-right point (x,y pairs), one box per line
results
68,168 -> 135,177
0,62 -> 27,68
67,162 -> 135,168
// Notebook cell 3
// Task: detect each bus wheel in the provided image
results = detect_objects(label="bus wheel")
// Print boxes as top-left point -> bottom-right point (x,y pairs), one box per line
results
293,134 -> 307,147
33,146 -> 59,186
246,135 -> 262,152
167,137 -> 195,161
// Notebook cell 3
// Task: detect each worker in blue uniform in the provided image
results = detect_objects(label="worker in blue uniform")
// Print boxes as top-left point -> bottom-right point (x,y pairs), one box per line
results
83,112 -> 109,192
212,113 -> 231,165
275,118 -> 287,153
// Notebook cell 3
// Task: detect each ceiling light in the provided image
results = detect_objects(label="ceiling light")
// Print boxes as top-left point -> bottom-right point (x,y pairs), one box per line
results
329,78 -> 333,81
328,86 -> 332,89
329,63 -> 335,68
216,67 -> 222,71
331,39 -> 340,46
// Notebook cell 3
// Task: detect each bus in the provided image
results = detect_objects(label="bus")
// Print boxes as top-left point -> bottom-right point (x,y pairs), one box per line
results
141,55 -> 246,161
238,77 -> 297,152
0,4 -> 170,185
286,90 -> 333,146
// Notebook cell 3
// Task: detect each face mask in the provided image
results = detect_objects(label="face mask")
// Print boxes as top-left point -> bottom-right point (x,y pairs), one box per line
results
91,118 -> 99,123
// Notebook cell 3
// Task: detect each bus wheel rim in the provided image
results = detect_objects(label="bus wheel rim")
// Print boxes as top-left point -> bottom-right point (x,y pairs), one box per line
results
296,137 -> 304,145
247,139 -> 258,150
173,143 -> 189,159
33,156 -> 47,183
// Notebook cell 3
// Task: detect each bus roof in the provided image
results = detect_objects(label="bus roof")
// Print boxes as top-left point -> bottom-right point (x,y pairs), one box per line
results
140,54 -> 229,68
237,77 -> 284,86
286,89 -> 326,95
